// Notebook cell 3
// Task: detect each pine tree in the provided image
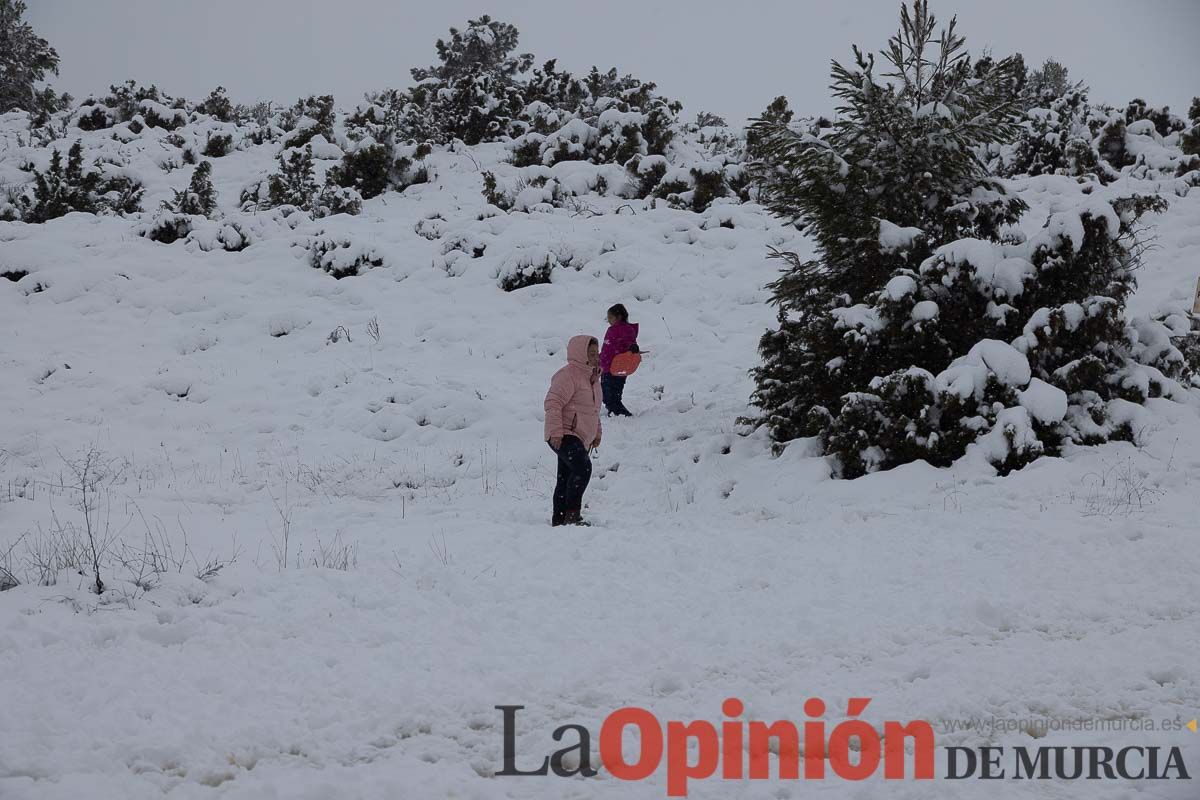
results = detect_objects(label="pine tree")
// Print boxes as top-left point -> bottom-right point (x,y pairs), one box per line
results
745,0 -> 1029,450
411,15 -> 531,82
403,16 -> 533,145
745,2 -> 1186,477
1022,58 -> 1083,108
0,0 -> 61,114
744,96 -> 793,164
267,145 -> 318,209
168,160 -> 217,217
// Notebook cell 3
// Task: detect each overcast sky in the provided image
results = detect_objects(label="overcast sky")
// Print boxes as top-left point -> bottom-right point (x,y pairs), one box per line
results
27,0 -> 1200,124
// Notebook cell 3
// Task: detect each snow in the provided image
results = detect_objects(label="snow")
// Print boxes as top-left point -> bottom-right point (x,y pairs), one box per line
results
966,339 -> 1032,389
883,274 -> 917,300
878,220 -> 924,253
910,299 -> 939,322
1,104 -> 1200,800
1018,377 -> 1068,424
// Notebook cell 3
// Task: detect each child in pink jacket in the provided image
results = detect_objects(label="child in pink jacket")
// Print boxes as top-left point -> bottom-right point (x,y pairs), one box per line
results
544,335 -> 602,526
599,303 -> 639,417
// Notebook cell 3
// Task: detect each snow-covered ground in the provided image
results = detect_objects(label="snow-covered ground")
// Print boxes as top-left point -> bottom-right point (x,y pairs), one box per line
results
2,126 -> 1200,799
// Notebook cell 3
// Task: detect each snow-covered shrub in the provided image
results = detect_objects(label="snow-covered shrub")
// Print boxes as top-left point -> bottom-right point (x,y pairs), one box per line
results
237,175 -> 269,211
1181,98 -> 1200,157
1125,98 -> 1186,138
1000,92 -> 1106,180
810,195 -> 1188,476
990,89 -> 1199,184
278,94 -> 334,150
1020,58 -> 1082,111
414,213 -> 446,240
267,145 -> 318,210
140,99 -> 188,131
509,73 -> 680,171
379,16 -> 532,146
313,184 -> 362,218
73,81 -> 188,131
195,86 -> 234,122
480,165 -> 622,213
307,235 -> 385,279
138,211 -> 197,244
18,140 -> 144,222
201,132 -> 233,158
350,16 -> 535,148
164,160 -> 216,217
480,171 -> 512,210
651,162 -> 744,212
326,140 -> 430,200
188,219 -> 251,252
496,247 -> 556,291
494,241 -> 595,291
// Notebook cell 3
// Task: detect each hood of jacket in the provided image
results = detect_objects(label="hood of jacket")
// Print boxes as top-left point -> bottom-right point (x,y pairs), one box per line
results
566,334 -> 597,371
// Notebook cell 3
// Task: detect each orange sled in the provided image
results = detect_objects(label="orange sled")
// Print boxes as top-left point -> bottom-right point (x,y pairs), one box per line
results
609,351 -> 642,377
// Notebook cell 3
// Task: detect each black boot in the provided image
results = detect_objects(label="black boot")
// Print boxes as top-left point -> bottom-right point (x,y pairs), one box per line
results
552,509 -> 567,527
564,508 -> 591,526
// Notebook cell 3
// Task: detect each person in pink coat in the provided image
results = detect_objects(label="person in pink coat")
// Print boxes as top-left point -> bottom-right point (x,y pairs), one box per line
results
544,334 -> 603,526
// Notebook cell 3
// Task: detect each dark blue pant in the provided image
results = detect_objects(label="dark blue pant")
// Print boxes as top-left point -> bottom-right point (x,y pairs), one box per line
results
549,435 -> 591,523
601,373 -> 631,416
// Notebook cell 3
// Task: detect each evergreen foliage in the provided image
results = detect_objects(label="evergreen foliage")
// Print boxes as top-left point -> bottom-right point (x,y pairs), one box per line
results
267,145 -> 319,210
0,0 -> 62,115
744,1 -> 1186,476
20,140 -> 143,222
166,160 -> 217,217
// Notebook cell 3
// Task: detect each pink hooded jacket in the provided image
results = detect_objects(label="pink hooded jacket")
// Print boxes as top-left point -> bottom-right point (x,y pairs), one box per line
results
544,335 -> 602,446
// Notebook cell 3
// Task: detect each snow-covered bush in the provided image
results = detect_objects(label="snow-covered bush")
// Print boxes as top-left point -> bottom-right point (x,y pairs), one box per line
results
495,246 -> 557,291
1000,92 -> 1105,180
651,162 -> 746,212
813,195 -> 1191,476
18,140 -> 144,222
1125,98 -> 1186,138
506,63 -> 681,173
1181,98 -> 1200,157
164,160 -> 216,217
494,240 -> 597,291
994,92 -> 1199,183
202,132 -> 233,158
138,211 -> 197,244
326,139 -> 430,200
278,94 -> 335,150
479,165 -> 622,213
267,145 -> 318,210
74,81 -> 187,131
313,184 -> 362,218
306,235 -> 385,279
188,219 -> 251,252
195,86 -> 234,122
414,213 -> 446,240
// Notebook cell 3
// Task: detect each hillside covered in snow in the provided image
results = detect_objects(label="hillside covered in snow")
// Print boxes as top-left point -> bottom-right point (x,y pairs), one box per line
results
2,6 -> 1200,799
